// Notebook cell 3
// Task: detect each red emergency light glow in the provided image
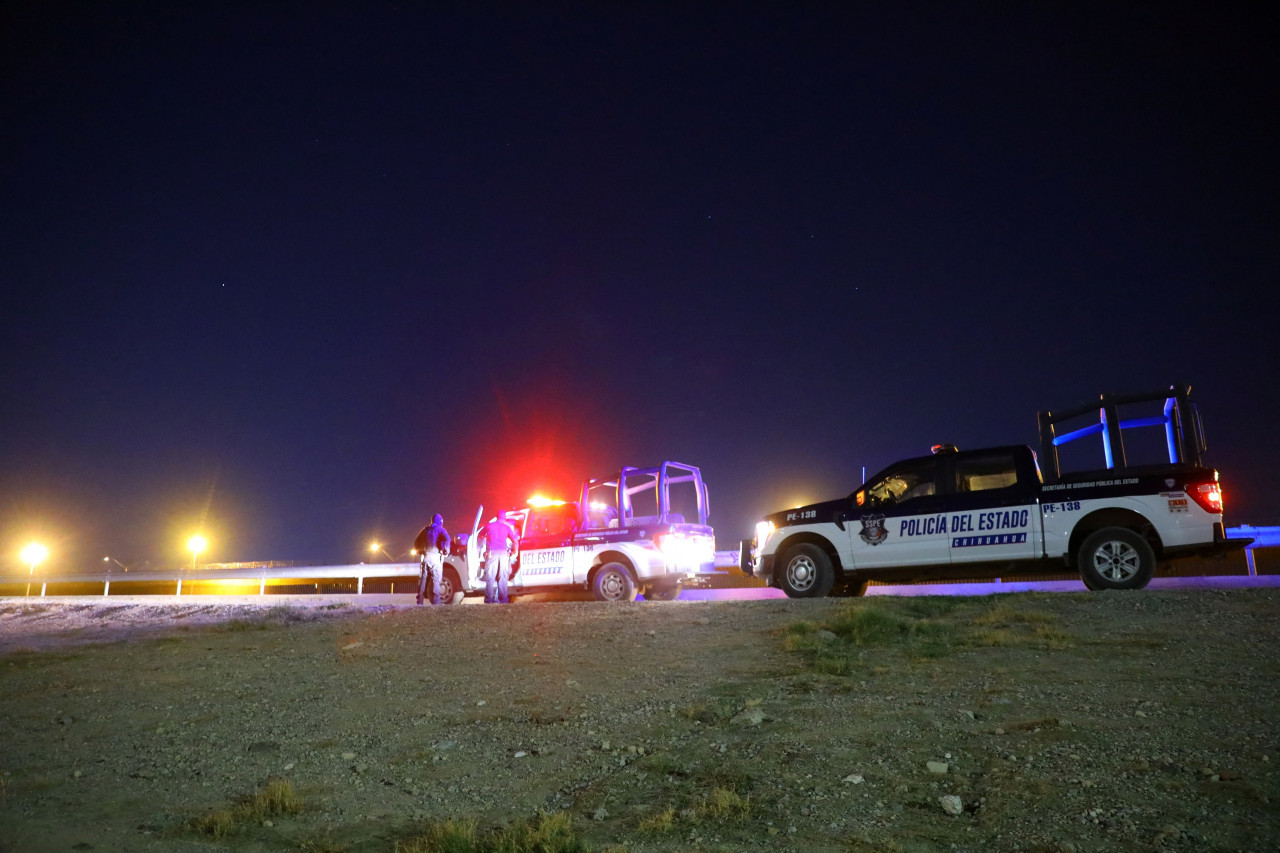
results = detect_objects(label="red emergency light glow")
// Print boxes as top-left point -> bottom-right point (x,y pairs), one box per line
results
527,495 -> 565,508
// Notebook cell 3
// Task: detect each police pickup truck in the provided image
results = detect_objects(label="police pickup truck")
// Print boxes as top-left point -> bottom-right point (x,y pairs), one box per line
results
744,386 -> 1250,596
436,461 -> 716,602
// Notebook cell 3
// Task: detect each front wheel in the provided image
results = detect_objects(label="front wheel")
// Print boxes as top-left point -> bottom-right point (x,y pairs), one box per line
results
777,544 -> 836,598
1076,528 -> 1155,591
592,563 -> 638,602
437,569 -> 466,605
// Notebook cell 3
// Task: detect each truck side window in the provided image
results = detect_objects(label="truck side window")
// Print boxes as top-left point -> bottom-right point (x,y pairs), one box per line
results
862,459 -> 937,508
956,452 -> 1018,492
529,508 -> 574,537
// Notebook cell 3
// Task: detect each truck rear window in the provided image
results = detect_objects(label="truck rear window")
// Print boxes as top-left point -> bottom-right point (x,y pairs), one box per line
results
956,452 -> 1019,492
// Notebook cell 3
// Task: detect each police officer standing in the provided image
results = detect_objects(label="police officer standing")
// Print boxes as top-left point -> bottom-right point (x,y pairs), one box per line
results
413,513 -> 450,606
478,509 -> 519,604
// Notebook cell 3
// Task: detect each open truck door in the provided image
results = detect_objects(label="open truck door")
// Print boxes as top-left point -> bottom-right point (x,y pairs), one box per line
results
465,505 -> 485,589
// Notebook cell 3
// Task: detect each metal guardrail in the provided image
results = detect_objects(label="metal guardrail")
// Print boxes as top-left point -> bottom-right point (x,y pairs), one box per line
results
0,531 -> 1269,597
1,562 -> 423,598
1232,525 -> 1278,575
1,553 -> 746,598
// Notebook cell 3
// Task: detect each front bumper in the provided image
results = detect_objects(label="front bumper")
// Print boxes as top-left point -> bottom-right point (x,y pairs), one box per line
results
736,538 -> 773,579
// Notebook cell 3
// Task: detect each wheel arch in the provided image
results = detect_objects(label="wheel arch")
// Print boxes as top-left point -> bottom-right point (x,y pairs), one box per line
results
443,555 -> 471,588
773,531 -> 845,577
587,550 -> 637,587
1066,508 -> 1162,568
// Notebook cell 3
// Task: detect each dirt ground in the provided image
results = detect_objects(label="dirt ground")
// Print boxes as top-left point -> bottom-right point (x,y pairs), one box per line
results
1,589 -> 1277,853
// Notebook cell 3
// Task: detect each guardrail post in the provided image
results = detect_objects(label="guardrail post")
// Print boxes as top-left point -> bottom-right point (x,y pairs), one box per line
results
1246,546 -> 1257,577
176,578 -> 182,596
104,580 -> 110,596
358,575 -> 363,595
260,574 -> 266,595
40,581 -> 47,597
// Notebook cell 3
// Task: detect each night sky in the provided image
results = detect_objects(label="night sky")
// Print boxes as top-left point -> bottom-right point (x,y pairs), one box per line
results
2,3 -> 1276,570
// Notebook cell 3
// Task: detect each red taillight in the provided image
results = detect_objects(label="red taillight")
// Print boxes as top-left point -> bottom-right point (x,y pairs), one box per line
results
1188,481 -> 1223,514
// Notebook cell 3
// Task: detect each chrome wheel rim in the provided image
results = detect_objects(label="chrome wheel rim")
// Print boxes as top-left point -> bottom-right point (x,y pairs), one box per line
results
1092,540 -> 1140,582
598,570 -> 627,600
786,554 -> 816,592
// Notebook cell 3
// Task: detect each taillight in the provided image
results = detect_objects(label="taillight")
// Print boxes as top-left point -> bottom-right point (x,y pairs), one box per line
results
1188,480 -> 1223,514
655,532 -> 711,563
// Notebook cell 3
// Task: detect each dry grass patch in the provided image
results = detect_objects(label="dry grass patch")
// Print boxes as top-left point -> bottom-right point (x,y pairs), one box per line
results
393,811 -> 592,853
186,776 -> 302,838
785,595 -> 1079,673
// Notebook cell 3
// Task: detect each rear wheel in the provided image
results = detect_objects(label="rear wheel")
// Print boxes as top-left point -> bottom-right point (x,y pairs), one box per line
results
592,563 -> 638,602
777,544 -> 836,598
1077,528 -> 1155,591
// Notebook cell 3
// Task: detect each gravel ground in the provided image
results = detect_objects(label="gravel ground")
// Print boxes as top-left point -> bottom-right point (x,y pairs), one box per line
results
0,589 -> 1277,853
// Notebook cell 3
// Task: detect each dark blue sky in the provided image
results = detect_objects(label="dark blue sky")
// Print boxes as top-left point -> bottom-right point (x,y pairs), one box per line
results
2,3 -> 1275,569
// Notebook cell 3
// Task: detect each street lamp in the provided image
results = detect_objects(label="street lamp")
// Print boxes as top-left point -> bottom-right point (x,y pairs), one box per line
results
103,556 -> 128,572
20,542 -> 48,597
188,535 -> 207,571
369,541 -> 393,562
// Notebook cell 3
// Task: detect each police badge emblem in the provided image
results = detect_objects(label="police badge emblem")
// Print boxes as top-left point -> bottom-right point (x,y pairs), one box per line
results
859,514 -> 888,546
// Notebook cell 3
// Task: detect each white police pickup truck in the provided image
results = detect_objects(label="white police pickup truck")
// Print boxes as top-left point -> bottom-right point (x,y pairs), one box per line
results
437,461 -> 716,602
744,386 -> 1251,596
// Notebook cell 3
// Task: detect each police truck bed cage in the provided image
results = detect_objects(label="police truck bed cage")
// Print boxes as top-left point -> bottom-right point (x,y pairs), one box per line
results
581,461 -> 710,528
1036,384 -> 1206,482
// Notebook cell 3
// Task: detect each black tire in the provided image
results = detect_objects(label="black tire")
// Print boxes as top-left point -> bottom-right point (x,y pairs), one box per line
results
1076,528 -> 1155,591
777,544 -> 836,598
592,562 -> 638,602
645,582 -> 682,601
437,569 -> 466,605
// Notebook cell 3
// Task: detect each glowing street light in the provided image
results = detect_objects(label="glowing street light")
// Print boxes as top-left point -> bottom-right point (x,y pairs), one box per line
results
369,541 -> 393,562
188,534 -> 207,571
20,542 -> 49,597
103,556 -> 128,572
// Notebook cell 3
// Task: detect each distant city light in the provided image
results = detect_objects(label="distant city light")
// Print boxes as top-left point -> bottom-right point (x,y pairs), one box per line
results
188,535 -> 207,571
20,542 -> 49,568
21,542 -> 48,597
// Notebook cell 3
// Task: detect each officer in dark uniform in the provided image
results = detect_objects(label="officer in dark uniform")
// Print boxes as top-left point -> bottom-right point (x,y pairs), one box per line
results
413,513 -> 450,605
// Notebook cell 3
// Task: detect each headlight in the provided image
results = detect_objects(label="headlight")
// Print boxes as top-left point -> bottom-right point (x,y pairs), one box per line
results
754,520 -> 774,551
